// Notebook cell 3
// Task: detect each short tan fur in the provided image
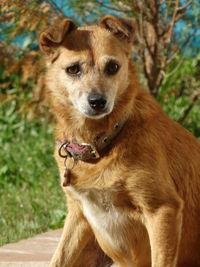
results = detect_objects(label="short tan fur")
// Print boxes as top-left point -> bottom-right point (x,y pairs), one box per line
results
39,16 -> 200,267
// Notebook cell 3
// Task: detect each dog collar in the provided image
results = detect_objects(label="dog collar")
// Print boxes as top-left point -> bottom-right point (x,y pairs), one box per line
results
57,119 -> 125,162
56,117 -> 127,186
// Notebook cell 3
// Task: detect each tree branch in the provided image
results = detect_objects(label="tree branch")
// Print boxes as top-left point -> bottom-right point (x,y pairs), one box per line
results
166,0 -> 179,44
177,0 -> 192,11
96,0 -> 131,13
45,0 -> 65,18
178,89 -> 200,123
167,31 -> 195,64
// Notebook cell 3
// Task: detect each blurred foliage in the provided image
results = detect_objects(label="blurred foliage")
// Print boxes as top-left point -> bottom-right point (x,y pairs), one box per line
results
0,0 -> 199,244
0,0 -> 199,98
158,53 -> 200,139
0,98 -> 66,245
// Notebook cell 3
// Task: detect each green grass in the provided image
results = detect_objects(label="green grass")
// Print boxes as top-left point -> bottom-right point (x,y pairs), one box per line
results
0,99 -> 66,246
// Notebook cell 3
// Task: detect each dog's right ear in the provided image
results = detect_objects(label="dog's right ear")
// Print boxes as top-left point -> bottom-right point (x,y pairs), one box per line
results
99,15 -> 136,45
39,18 -> 77,55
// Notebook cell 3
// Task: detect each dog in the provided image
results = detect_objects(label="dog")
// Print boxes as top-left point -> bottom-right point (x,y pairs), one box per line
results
39,15 -> 200,267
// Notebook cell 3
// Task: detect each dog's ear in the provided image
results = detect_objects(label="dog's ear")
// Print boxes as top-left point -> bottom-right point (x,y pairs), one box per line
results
99,15 -> 136,44
39,18 -> 77,55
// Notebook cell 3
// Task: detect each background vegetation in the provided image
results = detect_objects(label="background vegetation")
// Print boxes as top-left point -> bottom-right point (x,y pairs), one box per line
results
0,0 -> 200,245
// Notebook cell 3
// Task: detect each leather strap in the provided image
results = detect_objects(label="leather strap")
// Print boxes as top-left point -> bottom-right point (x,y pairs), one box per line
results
57,116 -> 127,162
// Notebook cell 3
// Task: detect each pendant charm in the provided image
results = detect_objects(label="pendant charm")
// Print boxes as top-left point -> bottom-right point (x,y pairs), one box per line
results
63,168 -> 70,187
62,157 -> 75,187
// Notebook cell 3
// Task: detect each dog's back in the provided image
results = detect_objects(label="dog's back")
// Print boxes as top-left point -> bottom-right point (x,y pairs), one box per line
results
133,90 -> 200,265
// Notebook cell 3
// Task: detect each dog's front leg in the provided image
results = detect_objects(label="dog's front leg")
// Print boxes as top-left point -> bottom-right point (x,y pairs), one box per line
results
144,202 -> 183,267
49,202 -> 92,267
128,173 -> 184,267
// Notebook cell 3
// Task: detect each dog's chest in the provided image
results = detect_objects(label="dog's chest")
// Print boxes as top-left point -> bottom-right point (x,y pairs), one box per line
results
67,185 -> 131,250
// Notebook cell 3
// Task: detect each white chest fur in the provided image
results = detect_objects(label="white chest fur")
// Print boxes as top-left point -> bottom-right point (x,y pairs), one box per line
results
67,185 -> 130,252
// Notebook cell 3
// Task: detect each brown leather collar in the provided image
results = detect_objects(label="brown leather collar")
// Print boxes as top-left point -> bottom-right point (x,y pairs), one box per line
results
57,117 -> 127,162
56,116 -> 127,187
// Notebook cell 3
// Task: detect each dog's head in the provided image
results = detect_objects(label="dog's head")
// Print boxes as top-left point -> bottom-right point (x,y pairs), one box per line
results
39,16 -> 136,119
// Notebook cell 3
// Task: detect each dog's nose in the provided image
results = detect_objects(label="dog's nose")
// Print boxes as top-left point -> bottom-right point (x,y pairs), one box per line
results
88,94 -> 107,111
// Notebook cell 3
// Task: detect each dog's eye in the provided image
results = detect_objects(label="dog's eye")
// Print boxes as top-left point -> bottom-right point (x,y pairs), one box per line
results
105,61 -> 120,75
66,64 -> 81,76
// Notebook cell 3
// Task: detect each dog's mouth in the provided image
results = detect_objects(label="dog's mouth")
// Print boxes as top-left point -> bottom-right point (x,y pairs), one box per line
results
83,107 -> 111,119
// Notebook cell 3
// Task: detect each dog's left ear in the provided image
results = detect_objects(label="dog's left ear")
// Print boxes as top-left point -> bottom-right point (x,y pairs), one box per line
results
39,18 -> 77,55
99,15 -> 136,44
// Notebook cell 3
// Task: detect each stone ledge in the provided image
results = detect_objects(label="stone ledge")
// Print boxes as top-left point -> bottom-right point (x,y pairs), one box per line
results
0,262 -> 49,267
0,229 -> 62,265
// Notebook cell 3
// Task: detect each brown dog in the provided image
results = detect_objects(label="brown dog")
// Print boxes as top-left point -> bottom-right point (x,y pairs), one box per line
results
39,16 -> 200,267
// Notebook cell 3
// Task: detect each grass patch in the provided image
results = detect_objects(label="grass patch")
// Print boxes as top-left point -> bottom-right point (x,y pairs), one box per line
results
0,99 -> 66,246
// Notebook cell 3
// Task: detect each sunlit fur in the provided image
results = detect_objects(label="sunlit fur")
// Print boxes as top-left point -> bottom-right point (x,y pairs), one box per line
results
45,26 -> 130,120
40,16 -> 200,267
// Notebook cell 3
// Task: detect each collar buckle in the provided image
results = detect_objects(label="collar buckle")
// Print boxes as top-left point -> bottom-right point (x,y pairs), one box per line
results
80,143 -> 100,160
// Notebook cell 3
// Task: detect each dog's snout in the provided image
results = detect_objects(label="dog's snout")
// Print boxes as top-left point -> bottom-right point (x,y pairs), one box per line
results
88,94 -> 107,111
